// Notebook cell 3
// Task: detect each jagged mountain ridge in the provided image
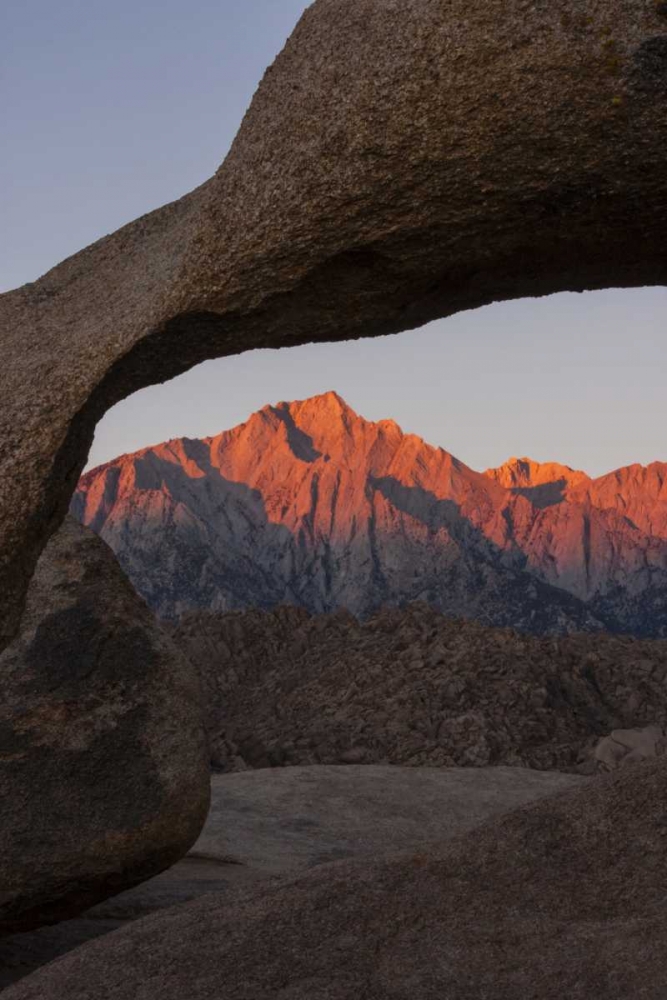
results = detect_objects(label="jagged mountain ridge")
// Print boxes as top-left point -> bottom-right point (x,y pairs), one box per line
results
72,392 -> 667,635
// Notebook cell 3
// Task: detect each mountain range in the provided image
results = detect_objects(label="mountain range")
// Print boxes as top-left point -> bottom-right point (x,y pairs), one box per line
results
71,391 -> 667,636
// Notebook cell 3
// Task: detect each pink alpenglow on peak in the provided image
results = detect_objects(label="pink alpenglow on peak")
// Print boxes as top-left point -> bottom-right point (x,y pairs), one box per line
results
485,457 -> 590,491
72,394 -> 667,636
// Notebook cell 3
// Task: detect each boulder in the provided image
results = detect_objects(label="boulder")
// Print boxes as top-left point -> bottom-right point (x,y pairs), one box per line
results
594,723 -> 666,770
2,0 -> 667,646
0,517 -> 210,933
593,734 -> 629,770
4,758 -> 667,999
173,604 -> 667,773
611,724 -> 665,756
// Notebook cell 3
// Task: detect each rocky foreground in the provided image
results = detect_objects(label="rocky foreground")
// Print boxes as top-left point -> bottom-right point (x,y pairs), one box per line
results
3,599 -> 666,996
0,765 -> 586,991
4,758 -> 667,999
74,392 -> 667,637
172,603 -> 667,773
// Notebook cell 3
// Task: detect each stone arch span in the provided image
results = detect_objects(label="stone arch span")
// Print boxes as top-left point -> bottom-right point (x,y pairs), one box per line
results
1,0 -> 666,646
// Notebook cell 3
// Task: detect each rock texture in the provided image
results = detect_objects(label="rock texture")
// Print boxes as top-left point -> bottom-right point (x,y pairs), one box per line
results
0,857 -> 264,991
594,723 -> 666,770
490,455 -> 667,632
74,393 -> 667,636
172,603 -> 667,773
0,517 -> 210,933
1,764 -> 584,989
5,758 -> 667,1000
2,0 -> 667,647
193,765 -> 586,874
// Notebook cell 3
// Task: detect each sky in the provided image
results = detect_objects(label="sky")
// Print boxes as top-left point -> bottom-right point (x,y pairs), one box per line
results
3,1 -> 666,479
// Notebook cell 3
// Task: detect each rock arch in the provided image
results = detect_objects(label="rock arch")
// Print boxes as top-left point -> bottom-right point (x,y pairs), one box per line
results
1,0 -> 666,646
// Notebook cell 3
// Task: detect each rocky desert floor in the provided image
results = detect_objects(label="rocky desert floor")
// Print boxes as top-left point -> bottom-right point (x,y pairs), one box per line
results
175,603 -> 667,773
3,530 -> 666,997
0,764 -> 586,990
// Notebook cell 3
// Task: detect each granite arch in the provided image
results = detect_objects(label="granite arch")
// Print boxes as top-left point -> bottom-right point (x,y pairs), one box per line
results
1,0 -> 666,646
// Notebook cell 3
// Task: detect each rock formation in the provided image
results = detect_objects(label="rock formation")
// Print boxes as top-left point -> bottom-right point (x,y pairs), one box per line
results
2,0 -> 667,647
485,456 -> 589,493
5,758 -> 667,1000
1,764 -> 585,989
0,517 -> 210,933
193,765 -> 587,874
74,393 -> 667,636
0,5 -> 664,990
171,603 -> 667,773
594,723 -> 666,770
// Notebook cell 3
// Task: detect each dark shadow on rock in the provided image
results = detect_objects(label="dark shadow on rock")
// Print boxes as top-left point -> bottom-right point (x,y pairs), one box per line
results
272,407 -> 322,463
511,479 -> 568,509
74,442 -> 327,619
370,474 -> 523,564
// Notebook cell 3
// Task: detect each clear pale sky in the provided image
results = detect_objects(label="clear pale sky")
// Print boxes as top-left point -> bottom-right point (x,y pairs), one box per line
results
3,2 -> 666,478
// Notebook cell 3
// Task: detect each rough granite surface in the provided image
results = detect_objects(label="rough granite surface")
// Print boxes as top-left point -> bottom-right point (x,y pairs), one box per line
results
1,0 -> 667,645
0,518 -> 210,933
0,764 -> 584,989
4,758 -> 667,999
173,603 -> 667,773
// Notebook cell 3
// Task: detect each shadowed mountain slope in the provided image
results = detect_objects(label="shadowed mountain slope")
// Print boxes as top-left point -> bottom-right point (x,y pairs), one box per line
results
73,393 -> 667,635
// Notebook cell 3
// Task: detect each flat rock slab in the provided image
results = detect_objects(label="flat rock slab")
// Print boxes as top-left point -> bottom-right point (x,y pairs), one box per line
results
193,765 -> 588,873
0,764 -> 586,990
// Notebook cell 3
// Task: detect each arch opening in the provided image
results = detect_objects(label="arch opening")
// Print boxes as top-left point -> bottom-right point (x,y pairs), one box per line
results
2,0 -> 667,647
68,288 -> 667,642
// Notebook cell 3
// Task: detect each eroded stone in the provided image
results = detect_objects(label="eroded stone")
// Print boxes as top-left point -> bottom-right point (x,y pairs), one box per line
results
0,764 -> 586,988
0,518 -> 210,932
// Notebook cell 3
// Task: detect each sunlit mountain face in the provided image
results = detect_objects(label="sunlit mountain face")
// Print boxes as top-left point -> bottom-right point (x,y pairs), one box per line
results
72,391 -> 667,636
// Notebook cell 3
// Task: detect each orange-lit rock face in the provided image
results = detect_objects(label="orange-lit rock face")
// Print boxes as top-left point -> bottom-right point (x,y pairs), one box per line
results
486,457 -> 589,492
486,459 -> 667,604
72,393 -> 667,635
